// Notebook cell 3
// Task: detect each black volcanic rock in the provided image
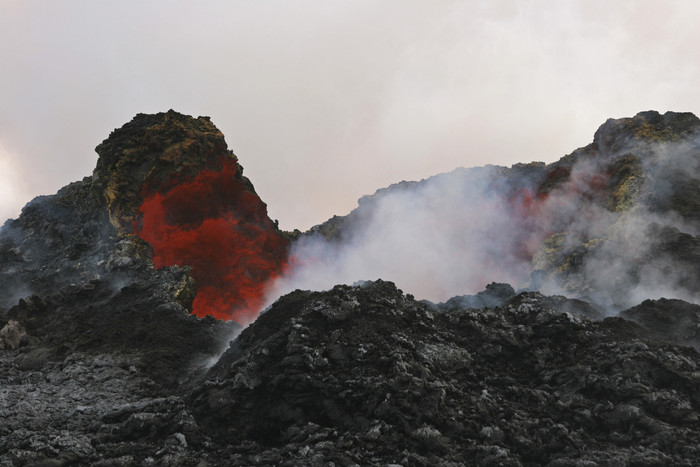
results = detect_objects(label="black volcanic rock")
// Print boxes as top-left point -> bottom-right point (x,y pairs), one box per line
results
90,110 -> 289,321
437,282 -> 516,310
3,278 -> 700,465
621,298 -> 700,349
191,280 -> 700,465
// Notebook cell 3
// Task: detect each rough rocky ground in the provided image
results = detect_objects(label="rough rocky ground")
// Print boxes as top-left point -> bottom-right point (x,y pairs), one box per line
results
3,279 -> 700,466
191,280 -> 700,466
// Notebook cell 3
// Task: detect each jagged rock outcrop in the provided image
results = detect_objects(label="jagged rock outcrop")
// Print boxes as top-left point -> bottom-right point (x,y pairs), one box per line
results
621,298 -> 700,349
436,282 -> 517,311
0,178 -> 117,312
91,111 -> 237,233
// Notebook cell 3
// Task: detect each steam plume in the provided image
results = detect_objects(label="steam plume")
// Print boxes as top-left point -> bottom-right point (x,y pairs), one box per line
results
266,128 -> 700,313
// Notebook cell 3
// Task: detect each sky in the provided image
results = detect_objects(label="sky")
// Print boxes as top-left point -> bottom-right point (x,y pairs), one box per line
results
1,0 -> 700,231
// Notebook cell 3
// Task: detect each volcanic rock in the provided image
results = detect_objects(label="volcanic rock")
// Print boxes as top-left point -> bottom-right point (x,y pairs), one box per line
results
91,111 -> 234,232
3,276 -> 700,465
621,298 -> 700,349
0,109 -> 295,373
437,282 -> 517,311
191,280 -> 700,465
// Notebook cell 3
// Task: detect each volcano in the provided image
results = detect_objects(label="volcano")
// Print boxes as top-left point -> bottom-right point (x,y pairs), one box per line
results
2,110 -> 700,465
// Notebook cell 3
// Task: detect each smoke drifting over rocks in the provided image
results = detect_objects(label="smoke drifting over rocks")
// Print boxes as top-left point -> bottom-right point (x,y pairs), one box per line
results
270,111 -> 700,313
2,110 -> 700,464
3,109 -> 699,321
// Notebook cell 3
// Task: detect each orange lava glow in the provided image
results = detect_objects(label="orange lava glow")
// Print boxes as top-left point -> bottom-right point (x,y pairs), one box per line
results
134,159 -> 289,323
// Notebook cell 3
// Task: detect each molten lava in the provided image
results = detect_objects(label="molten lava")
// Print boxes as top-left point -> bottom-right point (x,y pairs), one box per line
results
134,159 -> 289,323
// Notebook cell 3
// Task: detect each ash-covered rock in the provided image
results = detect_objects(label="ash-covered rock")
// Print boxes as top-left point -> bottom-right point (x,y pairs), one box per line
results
0,320 -> 24,350
0,178 -> 117,312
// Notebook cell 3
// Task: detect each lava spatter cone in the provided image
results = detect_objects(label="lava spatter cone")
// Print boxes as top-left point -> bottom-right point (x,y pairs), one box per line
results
91,110 -> 290,322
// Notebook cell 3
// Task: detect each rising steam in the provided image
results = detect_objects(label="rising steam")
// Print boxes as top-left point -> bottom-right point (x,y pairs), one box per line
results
266,131 -> 700,314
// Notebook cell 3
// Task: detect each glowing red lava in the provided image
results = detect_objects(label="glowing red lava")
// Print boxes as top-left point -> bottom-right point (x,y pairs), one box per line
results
134,159 -> 289,323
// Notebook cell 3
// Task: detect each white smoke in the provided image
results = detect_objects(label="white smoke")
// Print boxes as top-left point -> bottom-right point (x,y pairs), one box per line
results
265,129 -> 700,314
267,166 -> 539,304
572,134 -> 700,311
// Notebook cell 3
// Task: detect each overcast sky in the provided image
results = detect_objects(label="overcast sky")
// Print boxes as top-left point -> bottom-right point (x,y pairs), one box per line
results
2,0 -> 700,230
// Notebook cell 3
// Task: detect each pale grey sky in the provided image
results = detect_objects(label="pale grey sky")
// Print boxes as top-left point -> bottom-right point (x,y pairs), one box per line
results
2,0 -> 700,230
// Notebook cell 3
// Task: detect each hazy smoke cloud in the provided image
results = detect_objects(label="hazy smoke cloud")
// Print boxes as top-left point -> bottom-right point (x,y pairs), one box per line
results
269,167 -> 533,303
568,136 -> 700,310
266,133 -> 700,313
